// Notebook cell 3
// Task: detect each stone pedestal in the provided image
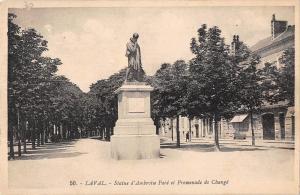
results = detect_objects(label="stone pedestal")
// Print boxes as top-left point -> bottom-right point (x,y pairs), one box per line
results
111,82 -> 160,160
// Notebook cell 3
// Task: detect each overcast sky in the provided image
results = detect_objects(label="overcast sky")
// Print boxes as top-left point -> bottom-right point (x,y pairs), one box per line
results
10,7 -> 294,92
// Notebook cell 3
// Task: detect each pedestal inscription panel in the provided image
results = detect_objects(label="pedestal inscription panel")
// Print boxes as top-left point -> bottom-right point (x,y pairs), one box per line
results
111,83 -> 160,160
128,98 -> 145,113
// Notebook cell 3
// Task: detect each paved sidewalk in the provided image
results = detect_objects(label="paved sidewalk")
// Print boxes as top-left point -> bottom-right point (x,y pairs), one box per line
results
160,136 -> 295,150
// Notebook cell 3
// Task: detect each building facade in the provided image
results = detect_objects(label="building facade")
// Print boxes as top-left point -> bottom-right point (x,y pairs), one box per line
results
227,14 -> 295,141
159,14 -> 295,141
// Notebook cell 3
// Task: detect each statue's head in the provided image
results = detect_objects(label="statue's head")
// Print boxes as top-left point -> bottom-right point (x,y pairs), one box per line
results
132,33 -> 139,42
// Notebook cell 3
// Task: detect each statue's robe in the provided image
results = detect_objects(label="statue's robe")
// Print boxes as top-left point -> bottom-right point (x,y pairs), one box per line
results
125,38 -> 142,71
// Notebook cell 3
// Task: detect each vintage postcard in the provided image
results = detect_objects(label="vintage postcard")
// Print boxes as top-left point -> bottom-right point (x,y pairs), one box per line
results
0,0 -> 299,194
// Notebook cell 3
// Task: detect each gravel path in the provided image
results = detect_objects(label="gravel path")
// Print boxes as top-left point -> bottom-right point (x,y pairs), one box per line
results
7,138 -> 297,194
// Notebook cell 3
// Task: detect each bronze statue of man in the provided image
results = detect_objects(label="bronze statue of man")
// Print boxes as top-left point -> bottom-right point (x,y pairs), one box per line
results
125,33 -> 145,82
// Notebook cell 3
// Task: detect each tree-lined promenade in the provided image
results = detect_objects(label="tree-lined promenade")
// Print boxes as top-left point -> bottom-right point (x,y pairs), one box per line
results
8,13 -> 294,159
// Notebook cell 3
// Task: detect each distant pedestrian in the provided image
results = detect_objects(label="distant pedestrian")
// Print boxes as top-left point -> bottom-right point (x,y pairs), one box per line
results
186,132 -> 189,142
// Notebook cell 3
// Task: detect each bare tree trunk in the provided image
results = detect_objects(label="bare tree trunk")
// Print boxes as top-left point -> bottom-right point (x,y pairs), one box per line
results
37,130 -> 41,147
45,124 -> 48,143
32,121 -> 36,149
60,123 -> 63,140
17,132 -> 21,156
9,125 -> 15,159
106,126 -> 111,141
48,125 -> 51,142
70,122 -> 72,139
214,114 -> 220,151
66,123 -> 69,140
37,120 -> 41,147
155,118 -> 159,135
105,126 -> 108,140
41,120 -> 47,145
189,118 -> 192,142
176,115 -> 180,148
111,125 -> 114,136
17,110 -> 21,156
250,110 -> 255,146
65,128 -> 67,140
41,120 -> 45,145
41,129 -> 45,145
23,120 -> 27,153
99,128 -> 102,139
171,118 -> 174,141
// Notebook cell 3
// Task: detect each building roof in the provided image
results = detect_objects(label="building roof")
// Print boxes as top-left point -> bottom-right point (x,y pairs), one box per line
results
250,25 -> 295,52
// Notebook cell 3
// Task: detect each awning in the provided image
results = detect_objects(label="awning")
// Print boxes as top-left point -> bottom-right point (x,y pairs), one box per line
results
286,107 -> 294,117
230,114 -> 248,123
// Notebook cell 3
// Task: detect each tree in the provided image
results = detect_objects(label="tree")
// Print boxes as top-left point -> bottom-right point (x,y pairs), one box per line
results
8,14 -> 53,154
260,48 -> 295,106
237,54 -> 263,146
278,48 -> 295,106
225,37 -> 264,146
8,13 -> 87,159
49,76 -> 84,140
149,63 -> 172,135
188,24 -> 240,151
151,61 -> 189,147
88,68 -> 126,140
8,13 -> 21,159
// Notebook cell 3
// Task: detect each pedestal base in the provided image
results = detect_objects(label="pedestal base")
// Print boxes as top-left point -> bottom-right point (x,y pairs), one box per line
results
111,135 -> 160,160
111,83 -> 160,160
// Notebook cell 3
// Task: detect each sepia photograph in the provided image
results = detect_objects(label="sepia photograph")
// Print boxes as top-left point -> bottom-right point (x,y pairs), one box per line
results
0,0 -> 299,194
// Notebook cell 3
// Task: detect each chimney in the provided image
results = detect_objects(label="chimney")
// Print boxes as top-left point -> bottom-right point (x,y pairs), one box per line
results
231,35 -> 240,55
271,14 -> 288,39
272,14 -> 275,21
